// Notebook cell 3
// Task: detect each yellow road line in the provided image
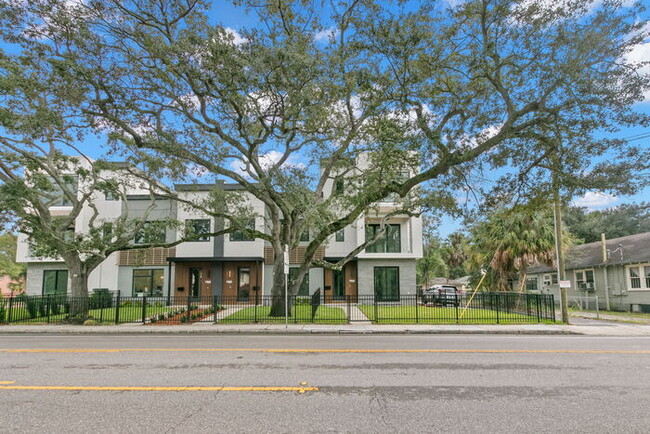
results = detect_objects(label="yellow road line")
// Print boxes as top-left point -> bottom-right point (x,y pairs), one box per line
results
0,381 -> 15,384
1,348 -> 650,354
0,385 -> 318,392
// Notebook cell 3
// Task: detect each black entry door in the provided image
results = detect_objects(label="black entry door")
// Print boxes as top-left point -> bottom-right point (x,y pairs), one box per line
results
333,269 -> 345,300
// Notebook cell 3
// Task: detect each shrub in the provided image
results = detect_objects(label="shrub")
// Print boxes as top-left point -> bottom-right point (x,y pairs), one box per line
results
180,316 -> 188,323
189,304 -> 198,310
158,314 -> 165,320
19,295 -> 39,319
0,296 -> 6,323
150,317 -> 157,323
83,319 -> 99,326
89,291 -> 112,309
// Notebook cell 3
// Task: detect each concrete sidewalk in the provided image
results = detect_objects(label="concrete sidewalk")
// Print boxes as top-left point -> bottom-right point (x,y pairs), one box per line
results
2,321 -> 650,336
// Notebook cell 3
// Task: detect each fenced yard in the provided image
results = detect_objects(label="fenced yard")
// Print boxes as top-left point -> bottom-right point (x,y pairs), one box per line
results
0,292 -> 555,325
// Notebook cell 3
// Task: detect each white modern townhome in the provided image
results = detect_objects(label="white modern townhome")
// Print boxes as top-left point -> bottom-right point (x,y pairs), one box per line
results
16,157 -> 423,302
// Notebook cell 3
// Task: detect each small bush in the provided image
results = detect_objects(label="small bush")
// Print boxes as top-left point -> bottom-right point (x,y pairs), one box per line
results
158,314 -> 165,320
83,319 -> 99,326
180,316 -> 188,323
189,304 -> 198,310
0,297 -> 6,323
149,317 -> 157,323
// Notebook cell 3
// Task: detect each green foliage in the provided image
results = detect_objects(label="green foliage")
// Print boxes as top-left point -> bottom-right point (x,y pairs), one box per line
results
89,291 -> 112,309
0,295 -> 6,323
564,203 -> 650,243
0,233 -> 25,290
467,205 -> 571,291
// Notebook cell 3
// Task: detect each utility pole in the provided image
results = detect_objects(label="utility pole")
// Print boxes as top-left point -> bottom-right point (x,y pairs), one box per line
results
551,145 -> 570,324
601,233 -> 611,311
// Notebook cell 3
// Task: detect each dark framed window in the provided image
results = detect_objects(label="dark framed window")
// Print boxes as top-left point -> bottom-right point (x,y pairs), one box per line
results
289,268 -> 310,296
365,224 -> 401,253
134,221 -> 166,245
334,178 -> 345,195
230,219 -> 255,241
335,229 -> 345,242
52,176 -> 79,206
102,223 -> 113,242
42,270 -> 68,295
300,228 -> 310,242
104,191 -> 118,201
132,268 -> 164,297
374,267 -> 399,301
526,277 -> 538,292
185,219 -> 211,242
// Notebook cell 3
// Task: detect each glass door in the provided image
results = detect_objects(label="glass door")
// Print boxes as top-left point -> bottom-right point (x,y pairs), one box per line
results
333,269 -> 345,301
237,267 -> 250,302
189,267 -> 201,299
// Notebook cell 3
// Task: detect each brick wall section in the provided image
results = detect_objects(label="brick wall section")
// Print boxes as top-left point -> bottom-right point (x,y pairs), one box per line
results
117,247 -> 176,266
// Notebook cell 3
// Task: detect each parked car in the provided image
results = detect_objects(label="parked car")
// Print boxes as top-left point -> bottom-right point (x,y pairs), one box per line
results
422,285 -> 461,306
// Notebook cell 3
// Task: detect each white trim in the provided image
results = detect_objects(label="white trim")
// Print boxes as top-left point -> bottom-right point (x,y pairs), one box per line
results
626,263 -> 650,291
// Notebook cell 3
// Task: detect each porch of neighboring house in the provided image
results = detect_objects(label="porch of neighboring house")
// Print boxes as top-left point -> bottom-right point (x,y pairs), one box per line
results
168,257 -> 264,304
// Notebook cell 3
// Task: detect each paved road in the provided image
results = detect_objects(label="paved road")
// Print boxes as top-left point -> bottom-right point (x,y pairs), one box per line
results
1,334 -> 650,433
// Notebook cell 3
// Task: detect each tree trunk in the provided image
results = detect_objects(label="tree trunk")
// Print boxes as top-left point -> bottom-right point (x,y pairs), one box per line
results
517,272 -> 527,293
67,260 -> 90,318
269,250 -> 289,317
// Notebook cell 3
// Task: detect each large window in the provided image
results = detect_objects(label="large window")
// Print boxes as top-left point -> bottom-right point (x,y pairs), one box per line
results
134,221 -> 166,245
365,224 -> 401,253
335,229 -> 345,242
230,219 -> 255,241
543,273 -> 558,287
526,277 -> 538,292
289,268 -> 309,296
185,219 -> 211,242
575,269 -> 595,291
374,267 -> 400,301
628,264 -> 650,290
42,270 -> 68,295
132,269 -> 165,297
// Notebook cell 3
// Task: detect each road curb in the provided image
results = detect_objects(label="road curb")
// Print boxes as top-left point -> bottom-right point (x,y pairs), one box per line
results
0,326 -> 581,335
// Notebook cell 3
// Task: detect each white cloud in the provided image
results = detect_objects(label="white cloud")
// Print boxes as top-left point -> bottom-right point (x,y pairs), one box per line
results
625,41 -> 650,101
314,27 -> 339,43
224,27 -> 247,46
229,151 -> 306,178
573,192 -> 619,210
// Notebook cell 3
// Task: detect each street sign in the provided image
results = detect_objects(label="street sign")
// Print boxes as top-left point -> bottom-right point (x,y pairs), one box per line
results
283,249 -> 289,274
559,280 -> 571,289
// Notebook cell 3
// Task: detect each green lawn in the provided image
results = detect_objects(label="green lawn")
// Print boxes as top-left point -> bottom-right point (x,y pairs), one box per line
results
3,305 -> 176,324
219,305 -> 347,324
357,305 -> 555,324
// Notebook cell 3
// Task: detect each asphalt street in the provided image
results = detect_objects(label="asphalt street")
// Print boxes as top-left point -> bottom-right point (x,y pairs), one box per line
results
1,334 -> 650,433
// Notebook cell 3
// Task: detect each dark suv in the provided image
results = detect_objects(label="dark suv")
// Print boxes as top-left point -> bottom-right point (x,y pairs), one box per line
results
422,285 -> 461,306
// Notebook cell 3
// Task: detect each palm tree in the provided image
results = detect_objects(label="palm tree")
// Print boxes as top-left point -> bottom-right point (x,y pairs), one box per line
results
468,206 -> 568,292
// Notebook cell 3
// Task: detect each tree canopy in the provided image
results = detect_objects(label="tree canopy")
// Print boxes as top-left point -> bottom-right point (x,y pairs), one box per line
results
564,202 -> 650,243
1,0 -> 649,309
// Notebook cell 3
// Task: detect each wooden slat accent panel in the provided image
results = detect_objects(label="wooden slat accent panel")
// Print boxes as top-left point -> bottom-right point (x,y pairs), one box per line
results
263,246 -> 325,265
117,247 -> 176,266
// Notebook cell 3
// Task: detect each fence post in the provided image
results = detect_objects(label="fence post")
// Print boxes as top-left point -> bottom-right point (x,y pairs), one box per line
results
415,293 -> 419,324
536,294 -> 541,323
254,290 -> 258,324
8,296 -> 13,323
551,295 -> 556,322
374,295 -> 378,324
186,296 -> 191,322
46,295 -> 51,324
495,293 -> 500,324
347,295 -> 351,322
115,291 -> 121,324
142,296 -> 147,324
455,293 -> 460,324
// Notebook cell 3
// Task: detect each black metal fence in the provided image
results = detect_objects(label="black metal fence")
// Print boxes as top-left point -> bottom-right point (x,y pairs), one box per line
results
0,291 -> 555,325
